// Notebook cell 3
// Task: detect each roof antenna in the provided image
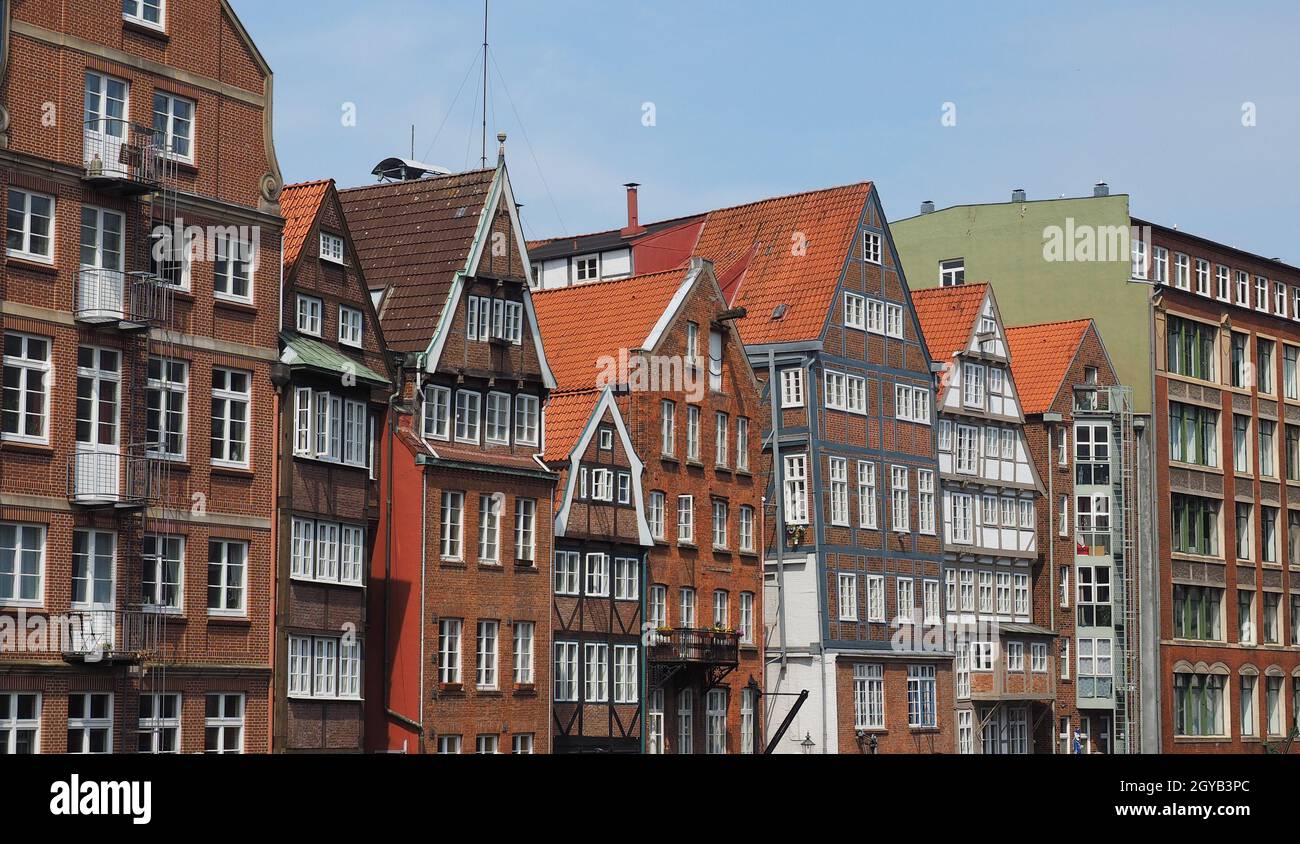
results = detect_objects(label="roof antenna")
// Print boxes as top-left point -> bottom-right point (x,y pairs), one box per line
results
481,0 -> 489,169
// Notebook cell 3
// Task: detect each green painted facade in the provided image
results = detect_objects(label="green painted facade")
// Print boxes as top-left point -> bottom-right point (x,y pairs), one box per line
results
892,194 -> 1154,413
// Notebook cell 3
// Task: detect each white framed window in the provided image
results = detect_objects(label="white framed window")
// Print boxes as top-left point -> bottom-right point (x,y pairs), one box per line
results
66,692 -> 113,754
514,394 -> 539,446
715,412 -> 729,467
739,506 -> 755,553
857,461 -> 877,529
923,579 -> 940,624
2,333 -> 51,443
289,635 -> 361,699
1031,642 -> 1048,673
739,592 -> 754,644
895,384 -> 931,424
123,0 -> 165,29
484,392 -> 511,444
844,292 -> 865,329
780,368 -> 804,408
142,534 -> 183,611
614,557 -> 639,600
590,468 -> 614,502
962,363 -> 985,408
513,621 -> 535,684
475,734 -> 500,754
1174,252 -> 1190,289
838,572 -> 858,621
1195,258 -> 1210,295
649,491 -> 666,540
679,587 -> 697,627
648,584 -> 668,629
940,258 -> 965,287
660,400 -> 676,456
866,575 -> 885,622
338,306 -> 363,347
296,295 -> 322,336
712,589 -> 729,628
206,539 -> 246,616
885,303 -> 904,338
1131,237 -> 1148,279
917,470 -> 935,534
956,424 -> 978,473
466,296 -> 490,341
440,491 -> 464,560
138,692 -> 180,754
213,233 -> 253,302
476,620 -> 499,689
829,457 -> 849,526
741,688 -> 756,754
1152,246 -> 1169,285
614,644 -> 639,704
290,518 -> 364,586
210,368 -> 250,467
1006,641 -> 1024,672
454,391 -> 481,443
585,553 -> 609,597
784,454 -> 808,525
419,385 -> 450,441
960,569 -> 975,612
706,688 -> 728,754
866,299 -> 885,334
853,664 -> 884,729
573,254 -> 599,282
863,231 -> 882,264
897,577 -> 915,624
514,498 -> 536,564
477,494 -> 500,563
153,91 -> 194,162
553,550 -> 580,595
647,689 -> 665,754
6,188 -> 55,263
677,688 -> 694,754
736,417 -> 750,472
677,495 -> 695,543
438,619 -> 463,684
712,500 -> 729,549
951,493 -> 974,544
203,694 -> 244,754
686,406 -> 701,461
584,643 -> 609,702
319,231 -> 345,264
890,466 -> 910,532
437,735 -> 462,754
907,665 -> 937,728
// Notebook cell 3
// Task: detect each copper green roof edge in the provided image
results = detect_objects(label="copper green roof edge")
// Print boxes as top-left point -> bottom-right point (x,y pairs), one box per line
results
280,332 -> 390,386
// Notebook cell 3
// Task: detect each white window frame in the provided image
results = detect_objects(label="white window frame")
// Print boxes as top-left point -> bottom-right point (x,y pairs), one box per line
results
210,367 -> 250,468
296,295 -> 322,336
338,305 -> 364,347
5,188 -> 55,263
153,90 -> 195,163
2,332 -> 51,444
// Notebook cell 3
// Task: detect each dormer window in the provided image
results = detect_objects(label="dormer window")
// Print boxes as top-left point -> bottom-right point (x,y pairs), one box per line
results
573,255 -> 599,283
123,0 -> 165,30
320,232 -> 345,264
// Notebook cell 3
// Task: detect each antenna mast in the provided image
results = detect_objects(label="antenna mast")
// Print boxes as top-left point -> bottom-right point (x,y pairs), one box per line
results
481,0 -> 489,168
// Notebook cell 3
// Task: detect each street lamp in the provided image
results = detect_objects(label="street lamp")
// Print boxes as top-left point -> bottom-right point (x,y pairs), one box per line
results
800,732 -> 815,755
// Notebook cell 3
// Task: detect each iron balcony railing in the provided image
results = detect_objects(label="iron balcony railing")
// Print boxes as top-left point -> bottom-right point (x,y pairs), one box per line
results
82,118 -> 168,189
66,449 -> 164,507
61,607 -> 172,663
74,268 -> 175,326
647,628 -> 740,667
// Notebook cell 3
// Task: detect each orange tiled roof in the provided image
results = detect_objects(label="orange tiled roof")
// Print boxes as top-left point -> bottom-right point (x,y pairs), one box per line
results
692,183 -> 872,346
532,268 -> 686,392
911,283 -> 990,362
280,180 -> 332,271
543,390 -> 601,463
1005,319 -> 1094,415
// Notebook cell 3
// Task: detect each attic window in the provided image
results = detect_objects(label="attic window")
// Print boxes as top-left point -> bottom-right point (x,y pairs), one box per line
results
320,232 -> 345,264
772,304 -> 788,320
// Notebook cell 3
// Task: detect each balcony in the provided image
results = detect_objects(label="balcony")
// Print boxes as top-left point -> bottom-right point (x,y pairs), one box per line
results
75,268 -> 175,328
648,628 -> 740,690
66,450 -> 164,509
61,607 -> 172,665
82,119 -> 168,196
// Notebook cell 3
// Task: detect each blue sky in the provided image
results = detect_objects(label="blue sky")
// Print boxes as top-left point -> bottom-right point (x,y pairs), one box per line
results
234,0 -> 1300,259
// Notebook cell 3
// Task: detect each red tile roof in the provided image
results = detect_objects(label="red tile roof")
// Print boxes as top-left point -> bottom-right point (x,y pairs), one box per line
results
1005,319 -> 1094,415
339,168 -> 497,352
532,268 -> 687,392
279,180 -> 331,271
692,183 -> 872,345
543,390 -> 601,463
911,283 -> 990,362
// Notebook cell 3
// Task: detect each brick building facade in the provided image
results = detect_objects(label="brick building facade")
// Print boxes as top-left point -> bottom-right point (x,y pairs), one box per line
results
0,0 -> 283,753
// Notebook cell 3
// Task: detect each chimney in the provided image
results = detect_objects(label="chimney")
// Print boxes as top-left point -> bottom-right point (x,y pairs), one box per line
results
1011,188 -> 1027,203
1093,181 -> 1109,197
920,200 -> 935,215
621,183 -> 646,238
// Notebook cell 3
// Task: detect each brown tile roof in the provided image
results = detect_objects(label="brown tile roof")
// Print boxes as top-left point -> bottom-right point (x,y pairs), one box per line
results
911,283 -> 990,362
543,389 -> 601,463
1005,319 -> 1094,415
532,268 -> 687,392
339,168 -> 497,352
689,183 -> 872,346
280,180 -> 331,271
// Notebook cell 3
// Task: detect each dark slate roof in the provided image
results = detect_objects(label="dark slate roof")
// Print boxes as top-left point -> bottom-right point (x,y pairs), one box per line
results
526,214 -> 703,260
339,168 -> 496,353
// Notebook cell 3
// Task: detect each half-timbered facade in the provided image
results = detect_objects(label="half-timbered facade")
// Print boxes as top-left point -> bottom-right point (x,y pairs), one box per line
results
913,283 -> 1050,753
343,146 -> 557,754
544,389 -> 652,752
534,260 -> 765,754
274,180 -> 393,752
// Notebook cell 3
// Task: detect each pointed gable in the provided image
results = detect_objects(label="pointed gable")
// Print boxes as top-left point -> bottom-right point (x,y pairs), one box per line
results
691,183 -> 872,345
340,168 -> 496,352
1005,319 -> 1095,415
911,283 -> 990,365
280,180 -> 331,272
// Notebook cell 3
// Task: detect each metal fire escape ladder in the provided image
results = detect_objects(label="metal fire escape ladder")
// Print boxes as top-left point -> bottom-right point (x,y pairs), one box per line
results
1108,386 -> 1139,755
